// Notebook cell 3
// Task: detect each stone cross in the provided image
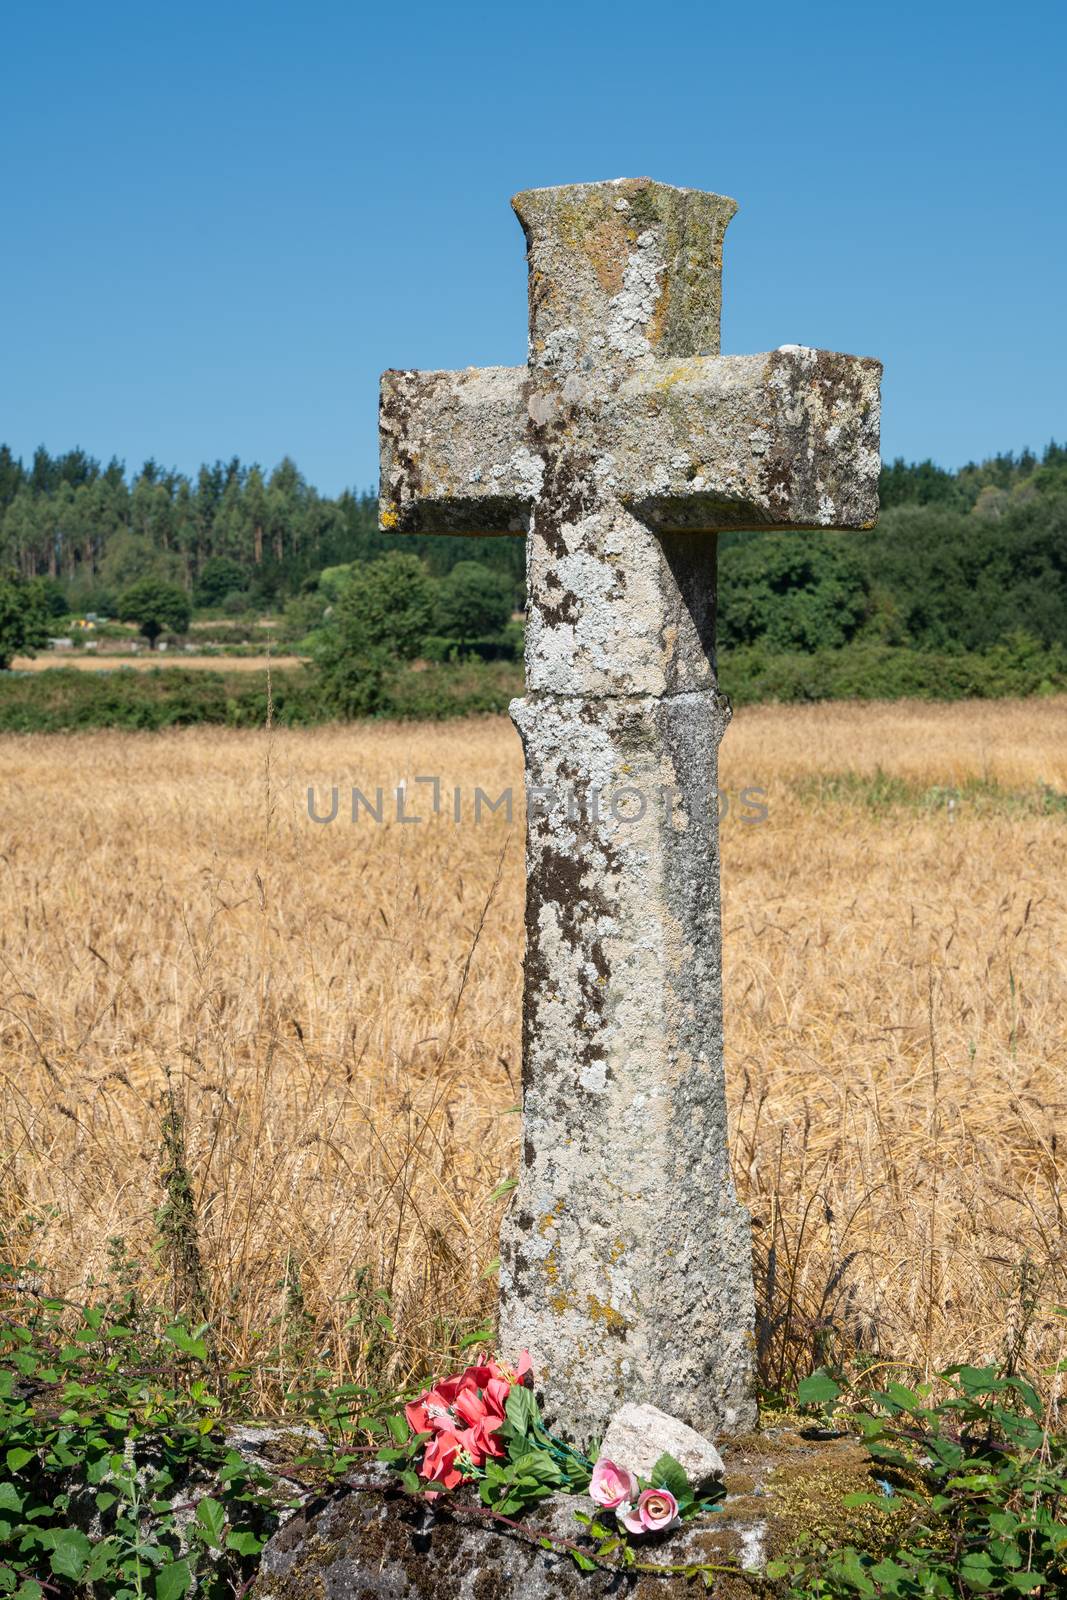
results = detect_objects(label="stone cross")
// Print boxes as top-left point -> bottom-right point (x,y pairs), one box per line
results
380,178 -> 880,1444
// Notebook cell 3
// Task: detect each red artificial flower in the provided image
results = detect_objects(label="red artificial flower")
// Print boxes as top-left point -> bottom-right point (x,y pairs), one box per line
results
405,1351 -> 532,1487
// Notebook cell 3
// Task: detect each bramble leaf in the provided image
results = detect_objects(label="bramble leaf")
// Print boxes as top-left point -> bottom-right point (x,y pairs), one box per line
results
155,1559 -> 191,1600
195,1496 -> 226,1548
46,1528 -> 91,1581
797,1370 -> 842,1409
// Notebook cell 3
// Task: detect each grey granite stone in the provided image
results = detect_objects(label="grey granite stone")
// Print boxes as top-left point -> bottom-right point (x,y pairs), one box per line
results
599,1402 -> 726,1494
252,1427 -> 888,1600
378,177 -> 881,1443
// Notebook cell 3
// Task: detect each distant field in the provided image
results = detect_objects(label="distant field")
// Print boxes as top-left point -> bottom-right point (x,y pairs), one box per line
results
0,698 -> 1064,1404
10,652 -> 307,672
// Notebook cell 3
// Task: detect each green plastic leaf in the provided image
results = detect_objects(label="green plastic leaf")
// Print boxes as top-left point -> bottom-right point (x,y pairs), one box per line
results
385,1413 -> 409,1445
797,1370 -> 842,1409
505,1383 -> 537,1436
155,1558 -> 192,1600
649,1452 -> 691,1505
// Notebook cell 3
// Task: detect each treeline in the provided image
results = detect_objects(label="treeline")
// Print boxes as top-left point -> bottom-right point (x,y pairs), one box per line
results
2,439 -> 1066,659
0,446 -> 524,612
718,441 -> 1067,654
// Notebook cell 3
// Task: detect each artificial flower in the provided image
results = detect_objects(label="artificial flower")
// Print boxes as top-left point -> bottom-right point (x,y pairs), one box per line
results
616,1486 -> 682,1535
405,1350 -> 531,1485
589,1457 -> 639,1509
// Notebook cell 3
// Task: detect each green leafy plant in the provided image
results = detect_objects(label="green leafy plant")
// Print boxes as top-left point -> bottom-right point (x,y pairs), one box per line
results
770,1364 -> 1067,1597
0,1271 -> 282,1599
0,571 -> 49,670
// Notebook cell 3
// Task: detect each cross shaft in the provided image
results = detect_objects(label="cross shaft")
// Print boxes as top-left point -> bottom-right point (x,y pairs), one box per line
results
379,178 -> 881,1442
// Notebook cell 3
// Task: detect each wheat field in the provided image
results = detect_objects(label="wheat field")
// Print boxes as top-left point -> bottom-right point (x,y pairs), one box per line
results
1,697 -> 1065,1410
10,653 -> 306,671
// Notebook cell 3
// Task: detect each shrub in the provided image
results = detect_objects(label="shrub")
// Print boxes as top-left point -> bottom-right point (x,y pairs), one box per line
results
194,555 -> 248,608
335,553 -> 435,659
433,561 -> 513,642
720,638 -> 1067,707
221,589 -> 253,617
718,533 -> 870,652
310,553 -> 439,716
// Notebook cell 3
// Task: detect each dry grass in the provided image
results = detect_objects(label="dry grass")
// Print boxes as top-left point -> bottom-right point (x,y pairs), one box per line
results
10,654 -> 306,671
0,696 -> 1064,1407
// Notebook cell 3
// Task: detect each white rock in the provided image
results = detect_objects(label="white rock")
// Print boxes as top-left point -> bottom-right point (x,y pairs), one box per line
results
598,1402 -> 726,1493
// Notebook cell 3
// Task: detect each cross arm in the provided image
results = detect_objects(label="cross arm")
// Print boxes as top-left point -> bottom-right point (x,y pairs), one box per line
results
379,366 -> 532,535
379,345 -> 881,538
602,346 -> 883,532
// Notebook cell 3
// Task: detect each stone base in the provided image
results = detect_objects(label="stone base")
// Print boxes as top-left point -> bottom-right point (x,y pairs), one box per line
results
253,1425 -> 906,1599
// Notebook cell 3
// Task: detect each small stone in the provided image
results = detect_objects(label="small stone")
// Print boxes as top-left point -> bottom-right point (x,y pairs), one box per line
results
599,1403 -> 726,1493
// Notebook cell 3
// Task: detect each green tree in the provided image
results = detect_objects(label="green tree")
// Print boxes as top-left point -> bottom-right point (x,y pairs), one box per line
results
313,606 -> 391,717
318,563 -> 357,602
718,534 -> 870,653
309,552 -> 438,715
100,528 -> 180,591
39,577 -> 69,617
281,586 -> 329,643
222,589 -> 252,616
117,577 -> 191,648
434,560 -> 513,641
339,552 -> 435,658
195,554 -> 247,607
0,571 -> 49,668
0,445 -> 23,511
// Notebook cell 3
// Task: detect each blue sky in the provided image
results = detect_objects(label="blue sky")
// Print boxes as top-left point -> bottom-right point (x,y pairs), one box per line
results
2,0 -> 1064,495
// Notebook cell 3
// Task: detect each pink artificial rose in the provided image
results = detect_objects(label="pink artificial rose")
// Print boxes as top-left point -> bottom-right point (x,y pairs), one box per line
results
590,1458 -> 639,1509
631,1487 -> 681,1533
617,1501 -> 645,1534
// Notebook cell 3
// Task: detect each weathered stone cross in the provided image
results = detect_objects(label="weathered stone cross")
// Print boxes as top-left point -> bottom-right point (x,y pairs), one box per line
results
380,178 -> 880,1444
